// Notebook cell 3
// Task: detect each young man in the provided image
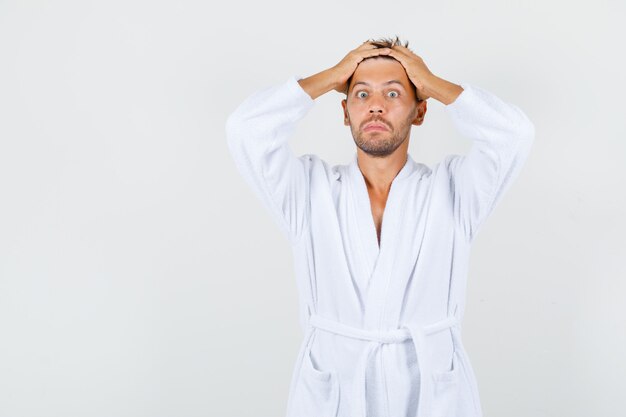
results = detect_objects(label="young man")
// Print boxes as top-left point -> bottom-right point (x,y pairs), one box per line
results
225,37 -> 534,417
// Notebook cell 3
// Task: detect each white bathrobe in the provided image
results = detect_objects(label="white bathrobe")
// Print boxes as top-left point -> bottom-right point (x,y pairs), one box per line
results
225,75 -> 534,417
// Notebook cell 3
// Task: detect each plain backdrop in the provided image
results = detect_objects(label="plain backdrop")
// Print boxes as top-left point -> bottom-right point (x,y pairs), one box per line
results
1,1 -> 624,416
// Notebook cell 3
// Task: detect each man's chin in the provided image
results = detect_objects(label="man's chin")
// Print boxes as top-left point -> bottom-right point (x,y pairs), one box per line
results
361,149 -> 394,158
356,144 -> 395,158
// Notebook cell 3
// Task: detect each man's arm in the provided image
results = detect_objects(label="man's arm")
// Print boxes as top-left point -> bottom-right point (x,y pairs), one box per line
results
297,68 -> 337,100
298,41 -> 395,100
225,42 -> 394,243
442,82 -> 535,242
225,76 -> 314,244
388,46 -> 535,242
421,75 -> 464,106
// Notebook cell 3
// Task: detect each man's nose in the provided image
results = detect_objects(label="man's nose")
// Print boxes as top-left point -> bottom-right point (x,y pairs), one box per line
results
368,95 -> 385,113
369,107 -> 383,114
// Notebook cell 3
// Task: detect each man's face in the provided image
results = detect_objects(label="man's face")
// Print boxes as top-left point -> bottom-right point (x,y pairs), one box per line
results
341,57 -> 427,158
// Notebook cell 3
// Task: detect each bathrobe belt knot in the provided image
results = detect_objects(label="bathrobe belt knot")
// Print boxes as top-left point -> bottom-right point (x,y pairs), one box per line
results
309,313 -> 460,417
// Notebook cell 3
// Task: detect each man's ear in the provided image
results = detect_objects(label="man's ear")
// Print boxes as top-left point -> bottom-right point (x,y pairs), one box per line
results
411,100 -> 428,126
341,99 -> 350,126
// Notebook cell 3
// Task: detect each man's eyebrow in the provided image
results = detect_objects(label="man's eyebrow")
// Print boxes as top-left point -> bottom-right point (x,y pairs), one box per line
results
352,80 -> 406,89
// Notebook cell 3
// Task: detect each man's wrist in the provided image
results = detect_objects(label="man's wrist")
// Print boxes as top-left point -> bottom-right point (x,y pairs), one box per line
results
422,75 -> 464,105
297,68 -> 338,100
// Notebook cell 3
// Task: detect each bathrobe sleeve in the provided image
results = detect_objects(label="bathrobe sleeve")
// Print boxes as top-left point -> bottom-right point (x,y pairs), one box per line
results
444,83 -> 535,243
225,76 -> 315,243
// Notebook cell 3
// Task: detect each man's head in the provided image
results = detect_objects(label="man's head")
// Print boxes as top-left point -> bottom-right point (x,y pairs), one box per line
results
341,36 -> 427,158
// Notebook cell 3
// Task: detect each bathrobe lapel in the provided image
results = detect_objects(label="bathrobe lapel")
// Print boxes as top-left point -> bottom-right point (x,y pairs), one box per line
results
348,153 -> 416,327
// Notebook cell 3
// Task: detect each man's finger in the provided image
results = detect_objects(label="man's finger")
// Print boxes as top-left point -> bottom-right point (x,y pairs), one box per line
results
388,47 -> 408,58
392,45 -> 419,59
361,47 -> 391,58
386,49 -> 405,64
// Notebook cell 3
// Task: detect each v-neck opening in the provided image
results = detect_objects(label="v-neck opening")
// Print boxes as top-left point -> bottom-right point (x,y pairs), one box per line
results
348,153 -> 414,273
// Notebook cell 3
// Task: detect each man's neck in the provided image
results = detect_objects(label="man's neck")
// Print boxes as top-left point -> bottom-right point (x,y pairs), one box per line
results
356,147 -> 408,195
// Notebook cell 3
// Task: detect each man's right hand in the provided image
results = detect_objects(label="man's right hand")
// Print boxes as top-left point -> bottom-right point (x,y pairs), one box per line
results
297,41 -> 392,100
330,41 -> 392,94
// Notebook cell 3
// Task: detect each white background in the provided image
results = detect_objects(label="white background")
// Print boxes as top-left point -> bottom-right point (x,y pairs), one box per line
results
1,1 -> 624,416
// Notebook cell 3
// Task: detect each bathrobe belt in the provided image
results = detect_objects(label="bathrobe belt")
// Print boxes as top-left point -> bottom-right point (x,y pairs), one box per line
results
309,313 -> 459,417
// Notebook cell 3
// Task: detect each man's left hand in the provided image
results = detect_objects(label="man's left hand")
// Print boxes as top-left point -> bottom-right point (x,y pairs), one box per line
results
387,45 -> 463,105
386,45 -> 435,101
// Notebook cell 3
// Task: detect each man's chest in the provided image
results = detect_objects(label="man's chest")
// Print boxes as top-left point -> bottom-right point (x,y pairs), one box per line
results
368,192 -> 388,246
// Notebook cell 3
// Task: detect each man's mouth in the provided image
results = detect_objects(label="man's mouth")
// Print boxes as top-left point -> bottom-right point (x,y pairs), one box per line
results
363,122 -> 389,131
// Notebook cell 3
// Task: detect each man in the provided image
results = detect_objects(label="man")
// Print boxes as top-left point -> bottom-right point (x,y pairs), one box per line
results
225,37 -> 534,417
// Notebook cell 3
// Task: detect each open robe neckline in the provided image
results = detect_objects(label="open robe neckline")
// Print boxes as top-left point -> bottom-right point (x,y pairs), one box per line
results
347,152 -> 423,322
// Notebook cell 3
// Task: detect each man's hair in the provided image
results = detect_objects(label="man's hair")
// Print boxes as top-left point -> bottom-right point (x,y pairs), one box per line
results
367,35 -> 410,50
346,35 -> 423,102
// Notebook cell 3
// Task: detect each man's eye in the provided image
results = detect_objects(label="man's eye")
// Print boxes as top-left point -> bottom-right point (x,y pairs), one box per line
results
388,91 -> 399,98
357,91 -> 368,98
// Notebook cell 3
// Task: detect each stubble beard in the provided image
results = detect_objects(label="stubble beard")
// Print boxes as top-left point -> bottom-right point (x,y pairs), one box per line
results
349,110 -> 416,158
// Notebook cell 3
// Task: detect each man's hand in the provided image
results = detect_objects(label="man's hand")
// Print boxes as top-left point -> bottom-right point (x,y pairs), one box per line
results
330,41 -> 392,94
387,45 -> 463,105
297,41 -> 392,100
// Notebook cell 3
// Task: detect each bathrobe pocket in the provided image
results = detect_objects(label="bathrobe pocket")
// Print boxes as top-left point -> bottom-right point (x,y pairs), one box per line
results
431,349 -> 461,417
290,345 -> 340,417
